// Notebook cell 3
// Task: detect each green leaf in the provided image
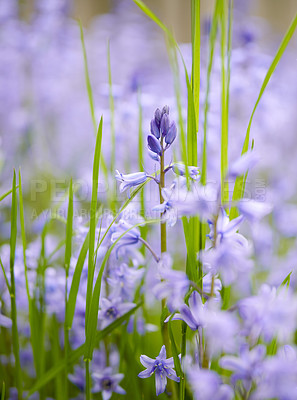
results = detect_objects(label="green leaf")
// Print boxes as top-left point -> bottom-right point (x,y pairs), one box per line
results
65,179 -> 73,276
280,271 -> 292,289
230,12 -> 297,219
85,117 -> 103,329
1,382 -> 5,400
0,187 -> 18,202
79,21 -> 108,178
168,316 -> 183,377
10,170 -> 23,399
66,232 -> 89,329
25,304 -> 142,398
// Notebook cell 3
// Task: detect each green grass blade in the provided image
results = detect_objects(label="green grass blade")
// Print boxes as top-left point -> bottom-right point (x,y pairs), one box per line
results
10,170 -> 23,399
0,187 -> 18,202
85,117 -> 103,330
79,21 -> 108,178
168,316 -> 183,377
202,0 -> 220,185
66,232 -> 89,329
1,382 -> 5,400
0,256 -> 10,290
65,179 -> 73,276
191,0 -> 200,134
230,12 -> 297,219
25,304 -> 142,398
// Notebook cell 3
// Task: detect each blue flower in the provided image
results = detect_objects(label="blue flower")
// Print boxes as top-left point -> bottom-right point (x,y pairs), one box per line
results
187,367 -> 233,400
115,170 -> 147,193
147,134 -> 162,156
172,163 -> 200,180
138,345 -> 180,396
220,344 -> 266,391
98,297 -> 136,329
170,291 -> 204,330
92,367 -> 126,400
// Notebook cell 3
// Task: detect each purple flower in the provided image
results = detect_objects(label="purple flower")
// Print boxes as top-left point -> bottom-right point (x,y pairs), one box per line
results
111,220 -> 141,255
172,163 -> 200,180
220,344 -> 266,390
107,263 -> 143,301
228,150 -> 258,178
207,207 -> 244,244
237,199 -> 273,222
92,367 -> 125,400
115,170 -> 147,193
153,266 -> 189,313
170,291 -> 204,330
98,297 -> 136,329
187,367 -> 233,400
138,345 -> 180,396
147,134 -> 162,156
238,284 -> 297,343
252,346 -> 297,400
164,121 -> 177,145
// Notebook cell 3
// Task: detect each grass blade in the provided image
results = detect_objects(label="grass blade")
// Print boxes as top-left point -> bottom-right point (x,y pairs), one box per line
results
79,21 -> 108,178
10,170 -> 23,399
230,12 -> 297,219
25,303 -> 142,398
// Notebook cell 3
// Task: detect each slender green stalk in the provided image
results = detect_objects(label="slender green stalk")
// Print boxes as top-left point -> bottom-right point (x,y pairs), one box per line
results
85,360 -> 91,400
64,179 -> 73,400
10,171 -> 23,399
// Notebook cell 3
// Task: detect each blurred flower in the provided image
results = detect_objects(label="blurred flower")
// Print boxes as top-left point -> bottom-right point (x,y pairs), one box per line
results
237,199 -> 273,222
93,367 -> 125,400
98,297 -> 135,329
170,291 -> 204,331
187,367 -> 233,400
138,345 -> 180,396
220,344 -> 266,391
115,170 -> 147,193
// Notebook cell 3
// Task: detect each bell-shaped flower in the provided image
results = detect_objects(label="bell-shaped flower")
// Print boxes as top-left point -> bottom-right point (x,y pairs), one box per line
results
138,345 -> 180,396
172,163 -> 200,180
147,134 -> 162,156
115,170 -> 147,193
170,291 -> 204,330
187,367 -> 233,400
237,199 -> 273,222
220,344 -> 266,391
165,121 -> 177,145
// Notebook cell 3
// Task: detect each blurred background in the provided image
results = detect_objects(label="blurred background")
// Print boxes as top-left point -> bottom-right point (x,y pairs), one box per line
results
19,0 -> 297,42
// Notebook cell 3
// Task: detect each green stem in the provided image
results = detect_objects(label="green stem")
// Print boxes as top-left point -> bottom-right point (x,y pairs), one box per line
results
85,360 -> 91,400
159,144 -> 177,400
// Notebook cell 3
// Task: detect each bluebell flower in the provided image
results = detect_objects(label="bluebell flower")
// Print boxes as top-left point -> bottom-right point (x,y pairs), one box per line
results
220,344 -> 266,391
111,220 -> 141,256
238,284 -> 297,344
92,367 -> 125,400
115,170 -> 147,193
187,367 -> 233,400
138,345 -> 180,396
153,264 -> 189,312
202,301 -> 239,357
252,346 -> 297,400
169,291 -> 204,330
152,188 -> 177,227
228,150 -> 258,178
237,199 -> 273,222
98,297 -> 136,329
203,238 -> 253,286
207,207 -> 244,244
172,163 -> 200,180
147,106 -> 177,156
107,263 -> 144,301
147,134 -> 162,156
